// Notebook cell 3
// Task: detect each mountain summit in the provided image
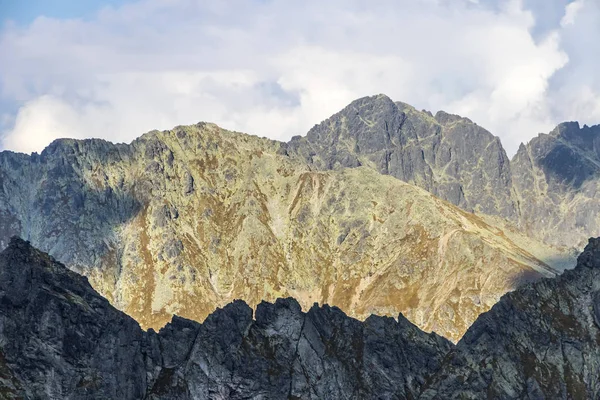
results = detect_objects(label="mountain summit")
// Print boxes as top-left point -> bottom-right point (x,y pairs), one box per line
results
286,94 -> 516,221
286,94 -> 600,251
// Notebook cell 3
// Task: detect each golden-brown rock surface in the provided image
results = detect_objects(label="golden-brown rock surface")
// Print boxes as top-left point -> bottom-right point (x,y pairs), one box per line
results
0,122 -> 572,342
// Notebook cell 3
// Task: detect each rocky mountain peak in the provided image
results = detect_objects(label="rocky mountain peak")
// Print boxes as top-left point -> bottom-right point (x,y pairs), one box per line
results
545,121 -> 600,156
291,94 -> 517,219
576,237 -> 600,269
511,120 -> 600,248
293,95 -> 600,252
2,235 -> 62,283
434,110 -> 473,126
549,121 -> 582,137
304,93 -> 403,153
299,95 -> 600,253
4,236 -> 39,259
0,235 -> 99,311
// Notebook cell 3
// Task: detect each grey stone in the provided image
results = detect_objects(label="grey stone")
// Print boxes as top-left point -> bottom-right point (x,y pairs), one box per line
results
0,237 -> 452,399
421,237 -> 600,399
512,122 -> 600,249
5,237 -> 600,398
288,95 -> 600,252
287,94 -> 517,220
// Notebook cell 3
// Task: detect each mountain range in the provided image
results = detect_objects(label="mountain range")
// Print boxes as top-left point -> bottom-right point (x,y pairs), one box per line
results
0,94 -> 598,342
288,95 -> 600,250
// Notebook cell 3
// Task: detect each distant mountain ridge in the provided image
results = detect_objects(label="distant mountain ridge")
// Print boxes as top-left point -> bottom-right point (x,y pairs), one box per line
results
1,94 -> 597,341
2,237 -> 600,399
0,116 -> 568,342
286,95 -> 516,221
285,94 -> 600,250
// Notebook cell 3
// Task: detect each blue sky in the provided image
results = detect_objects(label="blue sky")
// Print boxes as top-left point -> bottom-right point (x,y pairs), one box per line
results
0,0 -> 598,155
0,0 -> 131,24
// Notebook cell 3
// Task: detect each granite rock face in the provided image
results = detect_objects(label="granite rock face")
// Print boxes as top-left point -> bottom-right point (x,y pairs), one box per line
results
3,237 -> 600,399
0,122 -> 565,342
0,237 -> 452,399
512,122 -> 600,249
421,237 -> 600,399
0,237 -> 148,399
287,94 -> 600,251
286,94 -> 517,220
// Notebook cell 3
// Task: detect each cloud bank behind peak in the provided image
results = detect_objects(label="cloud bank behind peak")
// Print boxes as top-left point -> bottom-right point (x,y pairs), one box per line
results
0,0 -> 598,156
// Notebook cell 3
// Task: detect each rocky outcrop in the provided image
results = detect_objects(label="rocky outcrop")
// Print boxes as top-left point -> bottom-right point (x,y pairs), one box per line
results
0,123 -> 566,342
0,237 -> 148,399
3,237 -> 600,399
512,122 -> 600,249
287,94 -> 600,251
0,237 -> 452,399
421,237 -> 600,399
286,94 -> 517,220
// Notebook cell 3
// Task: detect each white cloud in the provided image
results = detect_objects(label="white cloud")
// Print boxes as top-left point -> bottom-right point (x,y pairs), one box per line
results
561,0 -> 584,26
0,0 -> 598,156
4,95 -> 83,154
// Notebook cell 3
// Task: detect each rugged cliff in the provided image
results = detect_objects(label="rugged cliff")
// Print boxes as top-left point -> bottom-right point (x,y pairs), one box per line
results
421,237 -> 600,399
2,237 -> 600,399
512,122 -> 600,249
287,94 -> 600,250
286,94 -> 516,221
0,237 -> 148,399
0,237 -> 452,399
0,122 -> 565,341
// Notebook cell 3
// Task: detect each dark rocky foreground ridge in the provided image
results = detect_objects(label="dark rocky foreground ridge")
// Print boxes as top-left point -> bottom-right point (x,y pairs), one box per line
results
2,236 -> 600,399
0,237 -> 452,399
